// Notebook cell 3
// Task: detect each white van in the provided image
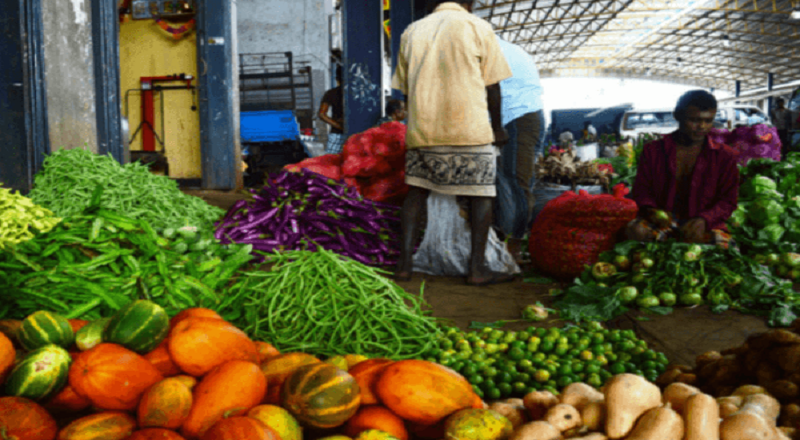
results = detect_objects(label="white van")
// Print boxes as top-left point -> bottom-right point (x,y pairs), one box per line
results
619,105 -> 770,139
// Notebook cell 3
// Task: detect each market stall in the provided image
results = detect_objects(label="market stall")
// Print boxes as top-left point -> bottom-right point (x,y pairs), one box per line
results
2,120 -> 800,440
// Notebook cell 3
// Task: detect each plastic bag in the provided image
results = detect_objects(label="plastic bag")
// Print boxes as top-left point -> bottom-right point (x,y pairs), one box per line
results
285,154 -> 343,181
360,173 -> 409,206
413,192 -> 520,276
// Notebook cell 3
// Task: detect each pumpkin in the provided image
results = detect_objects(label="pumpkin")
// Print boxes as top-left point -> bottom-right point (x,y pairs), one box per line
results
200,417 -> 280,440
56,412 -> 137,440
169,308 -> 223,329
0,331 -> 15,384
281,362 -> 361,429
181,360 -> 267,439
255,341 -> 280,363
144,339 -> 182,377
17,311 -> 74,351
67,320 -> 89,334
75,318 -> 110,351
260,352 -> 321,404
68,343 -> 164,411
343,405 -> 408,440
0,319 -> 22,346
43,384 -> 91,414
103,300 -> 170,354
168,318 -> 258,377
375,360 -> 479,425
4,345 -> 72,401
0,396 -> 58,440
348,359 -> 393,405
247,405 -> 303,440
138,376 -> 195,429
354,430 -> 400,440
127,428 -> 186,440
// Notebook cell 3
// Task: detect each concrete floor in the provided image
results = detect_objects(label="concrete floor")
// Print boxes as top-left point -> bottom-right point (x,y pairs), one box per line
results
187,189 -> 770,367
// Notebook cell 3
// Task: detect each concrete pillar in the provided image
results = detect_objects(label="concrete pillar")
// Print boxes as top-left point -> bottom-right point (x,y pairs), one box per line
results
41,0 -> 98,152
390,0 -> 412,100
768,73 -> 775,115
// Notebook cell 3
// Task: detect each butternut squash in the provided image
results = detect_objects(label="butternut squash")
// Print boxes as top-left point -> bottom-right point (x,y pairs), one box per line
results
543,404 -> 581,432
580,401 -> 605,432
558,383 -> 603,412
509,421 -> 562,440
684,393 -> 720,440
603,374 -> 662,439
662,382 -> 700,415
624,404 -> 684,440
523,391 -> 559,421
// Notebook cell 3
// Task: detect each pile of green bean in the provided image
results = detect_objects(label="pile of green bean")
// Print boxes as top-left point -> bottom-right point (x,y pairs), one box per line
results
0,187 -> 61,249
28,148 -> 224,230
0,207 -> 254,321
233,248 -> 442,359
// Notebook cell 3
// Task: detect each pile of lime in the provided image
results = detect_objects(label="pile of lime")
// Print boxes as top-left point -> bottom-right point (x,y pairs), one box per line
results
422,321 -> 669,399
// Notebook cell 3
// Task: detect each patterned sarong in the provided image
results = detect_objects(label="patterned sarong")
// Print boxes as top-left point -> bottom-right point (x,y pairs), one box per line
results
405,144 -> 499,197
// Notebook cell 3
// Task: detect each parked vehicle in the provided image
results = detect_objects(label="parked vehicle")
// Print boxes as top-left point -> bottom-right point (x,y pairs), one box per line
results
619,105 -> 771,139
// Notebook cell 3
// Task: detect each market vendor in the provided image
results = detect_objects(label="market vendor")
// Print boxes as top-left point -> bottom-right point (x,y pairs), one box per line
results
319,66 -> 345,154
375,99 -> 407,126
391,0 -> 515,285
626,90 -> 740,247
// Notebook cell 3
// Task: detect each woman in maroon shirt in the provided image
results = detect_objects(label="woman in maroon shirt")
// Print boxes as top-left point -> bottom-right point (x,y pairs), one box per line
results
626,90 -> 740,246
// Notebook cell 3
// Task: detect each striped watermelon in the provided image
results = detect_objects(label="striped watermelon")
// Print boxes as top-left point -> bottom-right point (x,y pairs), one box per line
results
4,345 -> 71,400
17,311 -> 74,350
75,317 -> 111,351
103,300 -> 169,354
281,362 -> 362,429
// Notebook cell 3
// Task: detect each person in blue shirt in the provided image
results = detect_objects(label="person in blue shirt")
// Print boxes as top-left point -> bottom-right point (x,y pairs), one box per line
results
495,37 -> 545,261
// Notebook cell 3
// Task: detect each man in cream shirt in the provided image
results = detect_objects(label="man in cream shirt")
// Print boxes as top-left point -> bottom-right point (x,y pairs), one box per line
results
391,0 -> 514,286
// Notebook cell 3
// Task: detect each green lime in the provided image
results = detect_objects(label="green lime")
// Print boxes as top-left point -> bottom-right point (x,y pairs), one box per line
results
524,386 -> 538,395
595,355 -> 609,366
534,369 -> 550,382
473,386 -> 484,398
643,350 -> 659,361
498,343 -> 509,352
554,344 -> 570,356
510,340 -> 526,351
485,343 -> 499,354
591,334 -> 605,344
508,347 -> 526,361
498,382 -> 513,396
527,343 -> 539,353
533,353 -> 547,362
516,372 -> 531,383
609,362 -> 626,374
468,374 -> 484,385
497,371 -> 514,384
517,331 -> 530,341
619,340 -> 636,351
482,378 -> 497,391
512,381 -> 527,393
487,387 -> 501,400
607,331 -> 622,342
642,361 -> 658,371
599,369 -> 613,381
557,364 -> 573,376
618,353 -> 632,363
557,375 -> 574,387
535,328 -> 547,337
656,352 -> 670,365
452,361 -> 465,371
462,364 -> 478,377
631,369 -> 644,377
490,330 -> 504,340
585,362 -> 602,374
570,361 -> 585,373
606,353 -> 618,362
580,350 -> 594,361
482,366 -> 498,378
587,373 -> 603,388
518,359 -> 533,370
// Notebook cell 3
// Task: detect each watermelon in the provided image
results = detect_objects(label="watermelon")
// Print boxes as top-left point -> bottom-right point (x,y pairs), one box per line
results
4,345 -> 71,400
103,300 -> 169,354
17,311 -> 74,351
75,317 -> 111,351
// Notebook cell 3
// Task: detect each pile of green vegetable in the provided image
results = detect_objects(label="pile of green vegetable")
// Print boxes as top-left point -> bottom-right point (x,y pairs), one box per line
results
728,154 -> 800,269
28,148 -> 224,230
231,248 -> 441,359
0,189 -> 254,321
0,186 -> 61,249
422,321 -> 669,399
553,240 -> 800,327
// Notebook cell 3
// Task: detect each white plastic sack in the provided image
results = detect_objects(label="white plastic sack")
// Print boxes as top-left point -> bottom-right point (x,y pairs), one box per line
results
302,140 -> 327,158
412,192 -> 520,276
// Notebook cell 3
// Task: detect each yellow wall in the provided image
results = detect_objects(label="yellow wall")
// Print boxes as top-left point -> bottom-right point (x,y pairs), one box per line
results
119,19 -> 201,178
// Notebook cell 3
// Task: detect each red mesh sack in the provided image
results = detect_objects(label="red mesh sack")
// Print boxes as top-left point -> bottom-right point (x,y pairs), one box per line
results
529,184 -> 638,279
361,172 -> 409,206
284,154 -> 343,180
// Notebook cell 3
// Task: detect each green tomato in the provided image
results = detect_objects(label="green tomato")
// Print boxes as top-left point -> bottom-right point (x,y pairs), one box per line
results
636,295 -> 661,308
679,293 -> 704,306
658,292 -> 677,307
617,286 -> 639,303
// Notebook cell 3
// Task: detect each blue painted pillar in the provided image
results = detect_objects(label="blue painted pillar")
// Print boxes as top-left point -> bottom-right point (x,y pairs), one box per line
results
767,73 -> 775,114
342,0 -> 384,136
92,0 -> 124,164
735,80 -> 741,98
390,0 -> 412,100
196,0 -> 238,189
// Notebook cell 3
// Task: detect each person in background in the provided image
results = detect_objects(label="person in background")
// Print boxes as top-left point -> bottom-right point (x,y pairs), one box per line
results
771,98 -> 791,155
626,90 -> 739,247
582,122 -> 598,142
391,0 -> 513,285
375,99 -> 407,126
319,66 -> 345,154
494,37 -> 545,262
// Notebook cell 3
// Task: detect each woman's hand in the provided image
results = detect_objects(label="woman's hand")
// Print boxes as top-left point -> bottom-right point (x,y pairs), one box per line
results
681,217 -> 708,243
